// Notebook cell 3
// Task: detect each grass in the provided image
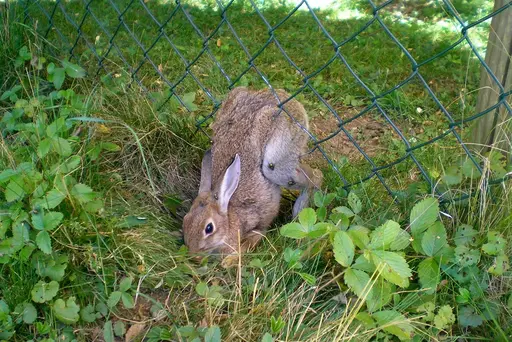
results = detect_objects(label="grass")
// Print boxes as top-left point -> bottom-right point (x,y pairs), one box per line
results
1,0 -> 512,341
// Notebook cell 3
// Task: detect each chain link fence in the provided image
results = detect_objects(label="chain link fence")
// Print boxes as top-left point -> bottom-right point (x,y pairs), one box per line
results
18,0 -> 512,204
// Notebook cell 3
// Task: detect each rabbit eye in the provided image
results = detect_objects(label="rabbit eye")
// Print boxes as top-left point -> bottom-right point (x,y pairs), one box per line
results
205,222 -> 214,235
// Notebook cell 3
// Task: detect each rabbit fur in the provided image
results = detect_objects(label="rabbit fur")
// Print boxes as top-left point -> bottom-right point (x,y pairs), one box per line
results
183,87 -> 322,255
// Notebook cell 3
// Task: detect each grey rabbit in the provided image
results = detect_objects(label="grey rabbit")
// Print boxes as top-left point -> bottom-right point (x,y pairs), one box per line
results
183,87 -> 322,255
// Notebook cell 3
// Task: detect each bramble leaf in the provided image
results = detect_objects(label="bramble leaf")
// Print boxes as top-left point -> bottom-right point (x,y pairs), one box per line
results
410,198 -> 439,235
333,231 -> 354,267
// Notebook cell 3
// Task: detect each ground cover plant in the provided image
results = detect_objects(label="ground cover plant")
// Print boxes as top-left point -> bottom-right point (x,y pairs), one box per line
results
1,0 -> 511,341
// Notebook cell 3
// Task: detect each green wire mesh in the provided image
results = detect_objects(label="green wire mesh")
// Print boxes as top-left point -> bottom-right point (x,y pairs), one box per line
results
19,0 -> 512,204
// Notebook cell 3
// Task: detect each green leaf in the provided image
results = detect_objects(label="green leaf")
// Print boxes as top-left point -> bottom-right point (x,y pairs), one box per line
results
482,231 -> 507,256
370,250 -> 411,288
297,272 -> 316,286
37,138 -> 52,158
5,179 -> 26,202
62,60 -> 86,78
458,306 -> 483,327
488,253 -> 509,276
32,209 -> 45,230
53,68 -> 65,89
103,320 -> 114,342
114,320 -> 126,337
205,326 -> 221,342
308,222 -> 334,238
421,221 -> 447,257
462,158 -> 482,178
347,225 -> 370,249
46,117 -> 67,138
298,208 -> 316,228
454,245 -> 480,267
51,137 -> 72,157
107,291 -> 122,308
261,332 -> 274,342
434,305 -> 455,330
182,92 -> 198,111
454,224 -> 478,246
368,220 -> 405,250
31,280 -> 59,303
456,288 -> 471,304
36,231 -> 52,254
348,191 -> 362,214
373,310 -> 414,341
355,312 -> 376,329
19,244 -> 36,261
35,188 -> 66,209
280,222 -> 307,239
333,231 -> 355,267
417,258 -> 440,294
344,268 -> 371,298
119,277 -> 133,292
410,197 -> 439,235
121,293 -> 135,309
0,168 -> 17,184
43,212 -> 63,231
17,302 -> 37,324
442,166 -> 462,185
195,282 -> 209,296
80,304 -> 97,323
71,183 -> 95,203
32,252 -> 68,281
117,215 -> 147,228
352,255 -> 376,273
100,142 -> 121,152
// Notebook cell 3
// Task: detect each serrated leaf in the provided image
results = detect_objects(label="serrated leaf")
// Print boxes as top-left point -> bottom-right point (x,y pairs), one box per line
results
107,291 -> 122,308
370,250 -> 411,288
0,168 -> 16,184
488,253 -> 509,276
46,117 -> 67,137
417,258 -> 440,294
5,179 -> 26,202
80,304 -> 97,323
369,220 -> 402,250
454,245 -> 480,267
36,231 -> 52,254
57,155 -> 81,174
458,306 -> 483,327
51,137 -> 72,157
348,191 -> 362,214
454,224 -> 478,246
434,305 -> 455,330
421,221 -> 447,257
121,292 -> 135,309
410,197 -> 439,235
37,138 -> 52,158
462,158 -> 482,178
308,222 -> 333,238
344,268 -> 371,297
333,231 -> 354,267
32,252 -> 68,281
348,226 -> 370,249
101,142 -> 121,152
35,189 -> 66,210
482,231 -> 506,256
280,222 -> 307,239
119,277 -> 133,292
31,280 -> 59,303
205,326 -> 221,342
373,310 -> 414,340
71,183 -> 95,203
114,320 -> 126,337
103,320 -> 114,342
298,208 -> 316,228
43,212 -> 63,231
352,255 -> 376,273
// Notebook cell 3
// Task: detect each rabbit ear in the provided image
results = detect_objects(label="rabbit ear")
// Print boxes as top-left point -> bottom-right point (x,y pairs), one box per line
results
198,149 -> 212,194
218,154 -> 241,214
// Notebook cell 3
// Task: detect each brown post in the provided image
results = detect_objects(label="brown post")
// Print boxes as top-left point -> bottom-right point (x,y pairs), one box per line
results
471,0 -> 512,158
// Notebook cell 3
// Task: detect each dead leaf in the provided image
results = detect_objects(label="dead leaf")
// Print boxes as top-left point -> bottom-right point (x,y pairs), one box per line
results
96,124 -> 111,134
158,64 -> 163,73
125,323 -> 146,342
216,38 -> 221,47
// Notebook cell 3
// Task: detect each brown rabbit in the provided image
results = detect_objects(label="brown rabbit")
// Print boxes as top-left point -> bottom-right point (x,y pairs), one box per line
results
183,87 -> 322,255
